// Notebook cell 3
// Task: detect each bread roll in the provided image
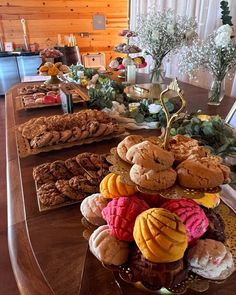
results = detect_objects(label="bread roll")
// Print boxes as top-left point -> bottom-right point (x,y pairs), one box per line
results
117,135 -> 144,163
177,157 -> 230,189
130,164 -> 177,190
126,141 -> 174,171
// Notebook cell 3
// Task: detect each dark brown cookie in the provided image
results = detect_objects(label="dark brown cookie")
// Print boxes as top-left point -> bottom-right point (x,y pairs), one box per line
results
33,163 -> 55,186
50,160 -> 72,180
38,182 -> 66,206
69,176 -> 98,193
64,157 -> 84,176
55,179 -> 85,200
76,153 -> 96,170
90,153 -> 110,170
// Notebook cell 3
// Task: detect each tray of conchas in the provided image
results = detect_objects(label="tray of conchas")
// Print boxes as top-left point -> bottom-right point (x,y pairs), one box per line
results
16,109 -> 127,158
16,83 -> 89,110
33,152 -> 110,211
80,134 -> 236,294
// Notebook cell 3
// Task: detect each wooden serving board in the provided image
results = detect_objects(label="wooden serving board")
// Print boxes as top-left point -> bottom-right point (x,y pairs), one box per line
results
16,127 -> 128,158
15,95 -> 89,111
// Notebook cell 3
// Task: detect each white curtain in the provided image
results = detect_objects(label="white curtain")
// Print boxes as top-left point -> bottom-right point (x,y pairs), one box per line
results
130,0 -> 236,97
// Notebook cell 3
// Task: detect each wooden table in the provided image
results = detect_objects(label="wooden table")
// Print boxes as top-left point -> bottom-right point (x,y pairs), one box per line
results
6,79 -> 236,295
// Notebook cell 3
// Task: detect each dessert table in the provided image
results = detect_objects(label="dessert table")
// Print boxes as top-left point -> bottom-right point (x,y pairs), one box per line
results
6,77 -> 236,295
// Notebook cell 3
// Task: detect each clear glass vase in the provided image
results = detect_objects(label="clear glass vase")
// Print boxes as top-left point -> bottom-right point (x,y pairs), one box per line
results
150,60 -> 165,84
208,76 -> 225,106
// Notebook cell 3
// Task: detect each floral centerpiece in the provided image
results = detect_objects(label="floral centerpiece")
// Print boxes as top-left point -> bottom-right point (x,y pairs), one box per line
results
135,9 -> 197,83
179,1 -> 236,105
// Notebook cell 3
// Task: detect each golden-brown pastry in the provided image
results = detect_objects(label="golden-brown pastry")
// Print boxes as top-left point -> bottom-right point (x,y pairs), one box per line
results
59,130 -> 72,143
126,141 -> 174,171
48,131 -> 60,145
177,157 -> 230,189
117,135 -> 144,163
169,134 -> 208,163
67,127 -> 82,142
22,124 -> 47,139
130,164 -> 177,190
30,132 -> 53,148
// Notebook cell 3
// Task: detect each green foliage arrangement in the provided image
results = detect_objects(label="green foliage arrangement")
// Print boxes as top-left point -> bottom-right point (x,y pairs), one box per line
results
170,113 -> 236,157
220,1 -> 233,26
122,99 -> 174,126
87,77 -> 125,109
69,64 -> 98,81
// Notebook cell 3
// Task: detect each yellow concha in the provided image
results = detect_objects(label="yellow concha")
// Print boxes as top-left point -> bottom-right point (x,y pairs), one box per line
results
133,208 -> 188,263
193,193 -> 220,208
100,173 -> 137,198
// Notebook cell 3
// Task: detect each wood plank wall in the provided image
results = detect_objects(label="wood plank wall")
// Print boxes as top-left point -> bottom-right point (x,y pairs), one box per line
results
0,0 -> 129,65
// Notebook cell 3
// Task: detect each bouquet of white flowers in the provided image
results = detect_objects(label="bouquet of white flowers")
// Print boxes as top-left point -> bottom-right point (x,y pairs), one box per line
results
179,1 -> 236,105
179,25 -> 236,79
135,9 -> 197,82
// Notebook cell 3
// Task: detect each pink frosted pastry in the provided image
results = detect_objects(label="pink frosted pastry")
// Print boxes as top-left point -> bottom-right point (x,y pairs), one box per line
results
187,239 -> 234,280
162,198 -> 209,244
102,196 -> 149,241
80,193 -> 109,226
89,225 -> 129,265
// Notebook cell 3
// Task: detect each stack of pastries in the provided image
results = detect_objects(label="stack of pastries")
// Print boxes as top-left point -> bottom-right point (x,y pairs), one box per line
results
18,109 -> 123,149
80,134 -> 235,290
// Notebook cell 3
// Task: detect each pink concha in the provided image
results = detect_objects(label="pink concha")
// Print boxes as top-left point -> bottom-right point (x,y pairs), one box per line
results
162,198 -> 209,244
102,196 -> 149,241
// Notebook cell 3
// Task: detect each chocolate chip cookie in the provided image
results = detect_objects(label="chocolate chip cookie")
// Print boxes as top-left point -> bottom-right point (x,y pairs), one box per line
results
55,179 -> 85,200
38,182 -> 66,206
65,157 -> 84,176
50,160 -> 72,180
69,176 -> 98,193
33,163 -> 55,186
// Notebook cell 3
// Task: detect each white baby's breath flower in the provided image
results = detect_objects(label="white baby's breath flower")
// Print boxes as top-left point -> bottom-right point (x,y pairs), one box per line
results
152,31 -> 160,40
216,24 -> 233,35
136,9 -> 197,65
214,24 -> 232,48
166,24 -> 175,35
215,32 -> 231,48
148,104 -> 162,114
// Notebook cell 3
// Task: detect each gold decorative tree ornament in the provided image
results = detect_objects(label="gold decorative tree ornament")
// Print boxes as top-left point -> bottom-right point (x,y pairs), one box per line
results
159,78 -> 186,149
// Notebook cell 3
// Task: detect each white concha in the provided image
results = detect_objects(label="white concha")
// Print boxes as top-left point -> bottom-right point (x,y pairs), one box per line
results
89,225 -> 129,265
80,193 -> 109,226
187,239 -> 235,280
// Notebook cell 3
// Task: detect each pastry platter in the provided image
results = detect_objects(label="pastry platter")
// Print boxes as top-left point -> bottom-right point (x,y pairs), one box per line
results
33,153 -> 111,212
16,127 -> 128,158
16,82 -> 89,110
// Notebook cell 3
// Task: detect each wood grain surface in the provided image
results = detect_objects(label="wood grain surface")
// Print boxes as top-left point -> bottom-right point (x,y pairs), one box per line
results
0,0 -> 128,65
0,97 -> 20,295
5,76 -> 236,295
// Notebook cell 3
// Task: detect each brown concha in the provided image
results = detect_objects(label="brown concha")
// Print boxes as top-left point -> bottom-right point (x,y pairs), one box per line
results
124,247 -> 189,290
